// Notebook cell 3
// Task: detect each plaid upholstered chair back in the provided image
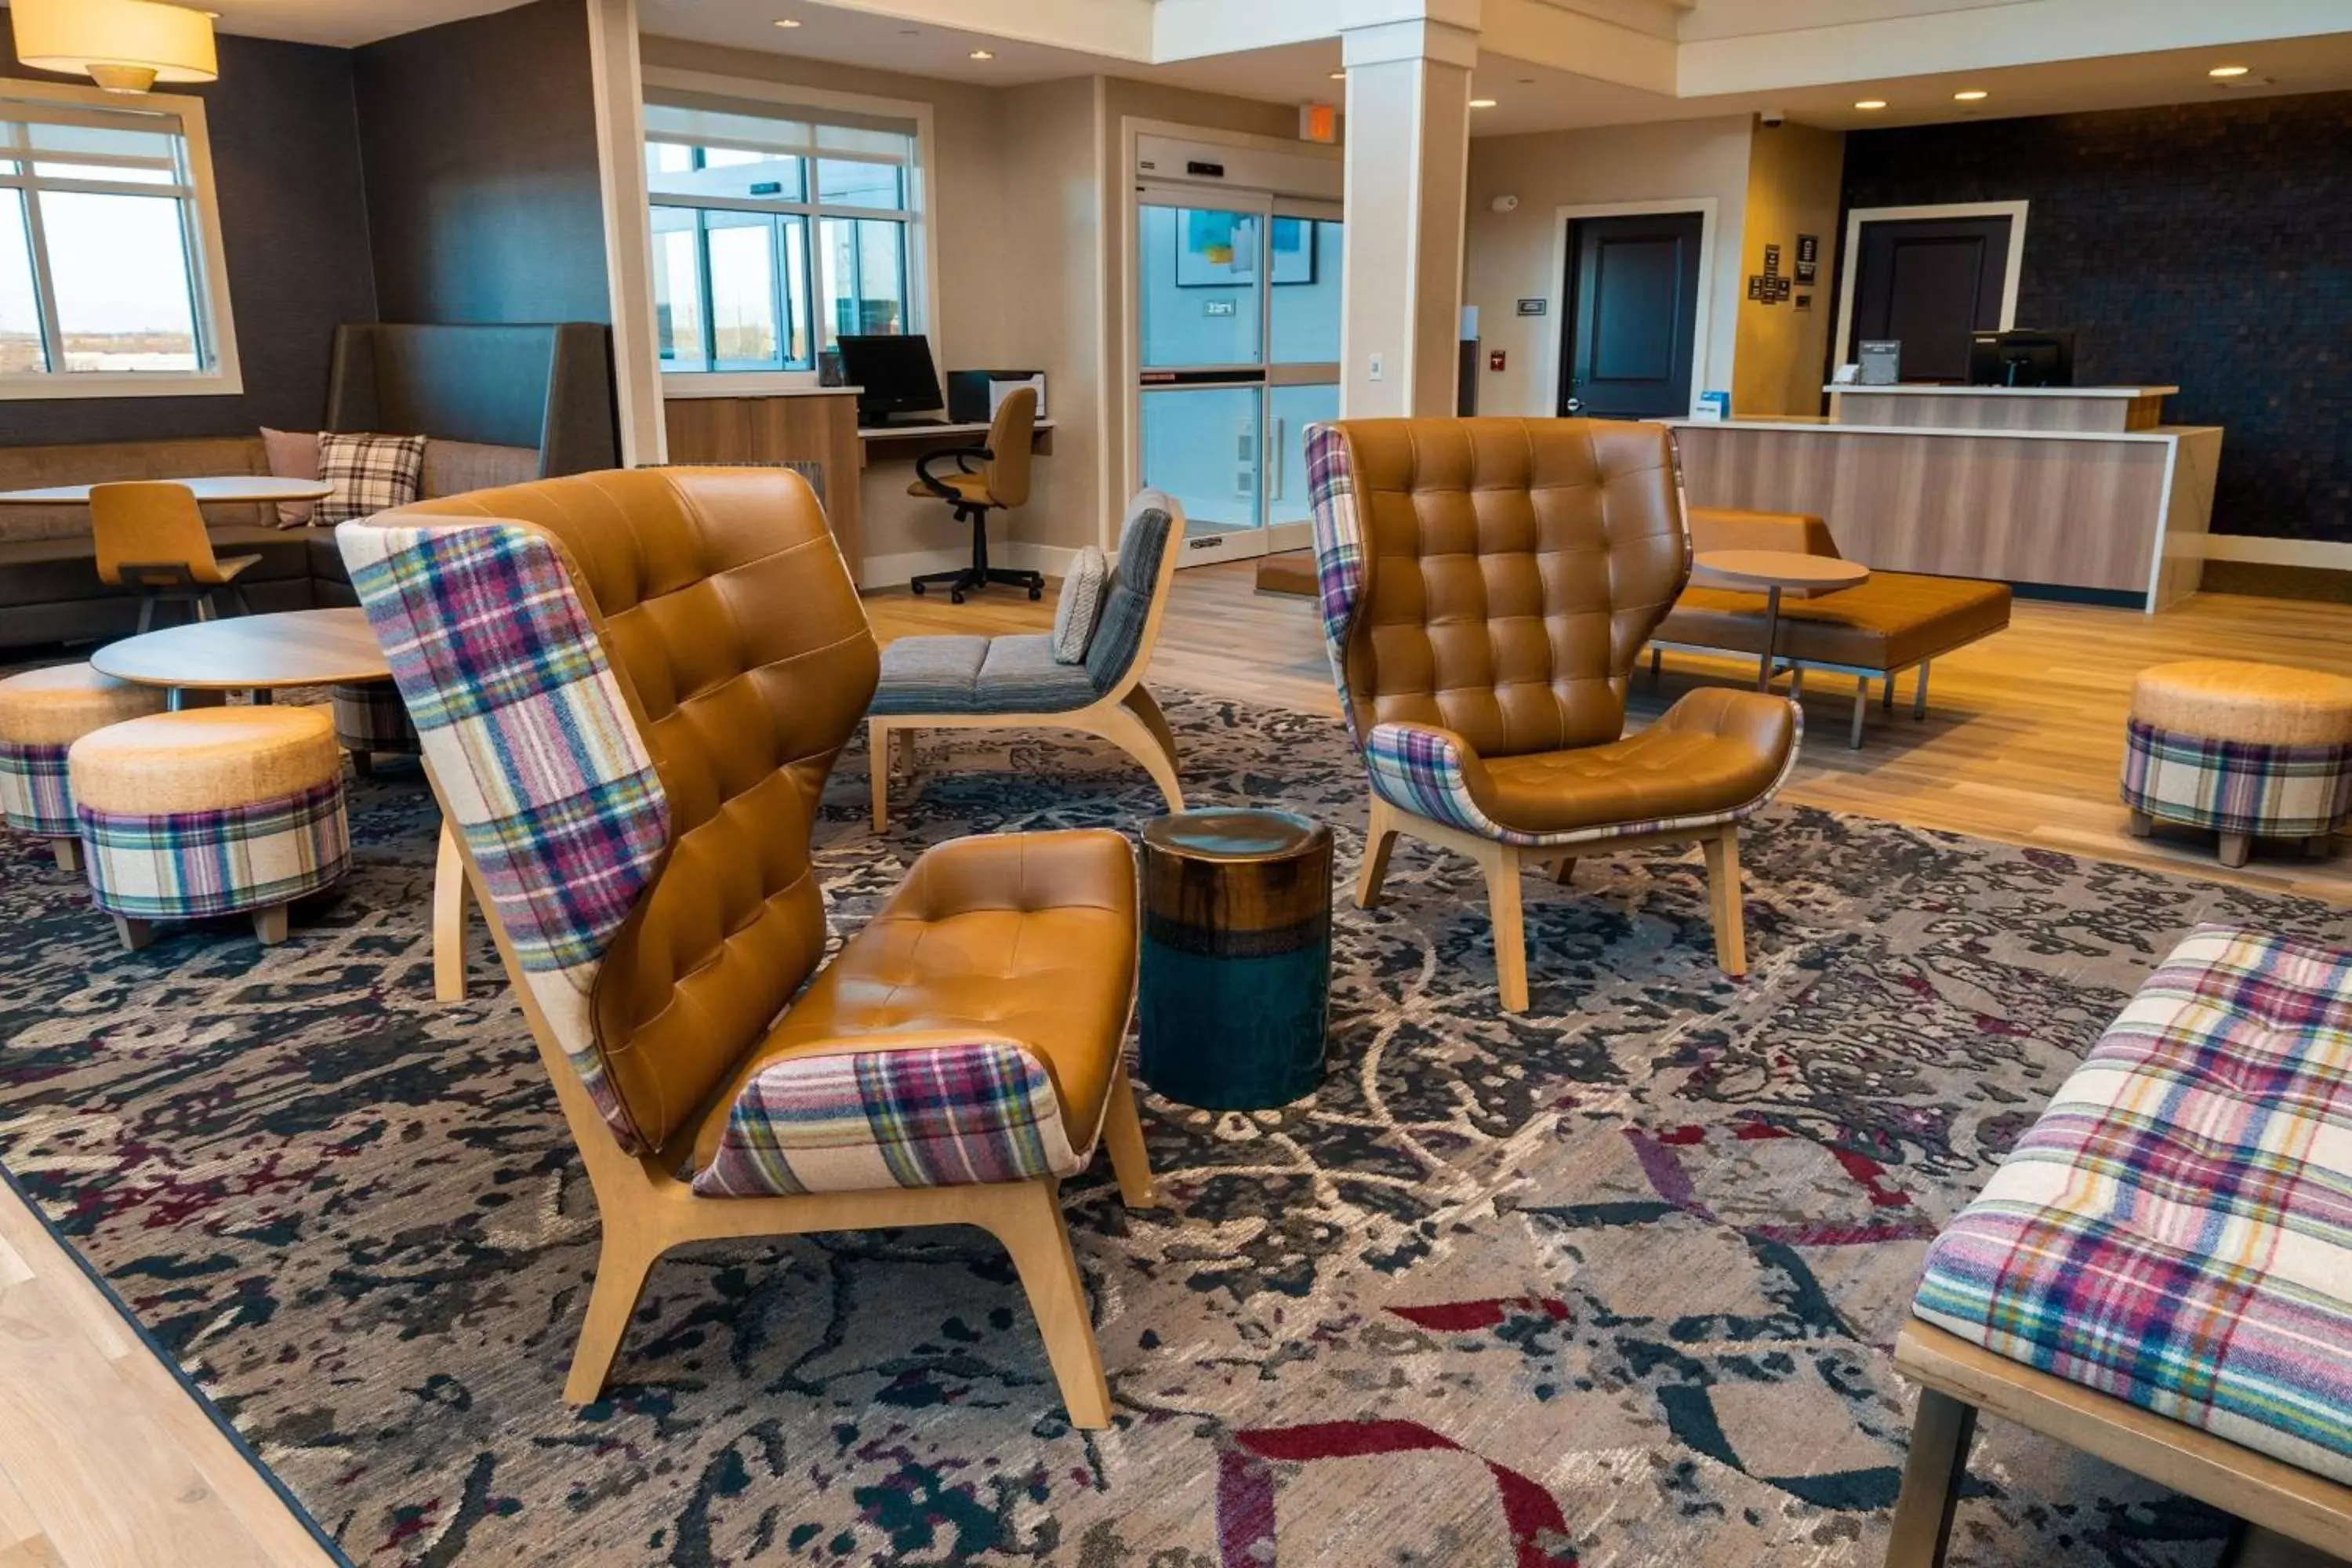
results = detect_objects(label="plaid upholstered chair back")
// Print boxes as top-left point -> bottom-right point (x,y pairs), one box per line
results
1306,419 -> 1691,758
343,469 -> 878,1156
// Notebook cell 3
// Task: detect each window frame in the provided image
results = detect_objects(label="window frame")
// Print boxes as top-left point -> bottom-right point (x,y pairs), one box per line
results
0,78 -> 241,402
641,68 -> 936,400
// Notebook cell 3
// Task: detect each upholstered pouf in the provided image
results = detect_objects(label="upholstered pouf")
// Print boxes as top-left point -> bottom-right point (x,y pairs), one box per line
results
331,681 -> 419,775
0,664 -> 168,873
70,706 -> 351,949
2124,659 -> 2352,867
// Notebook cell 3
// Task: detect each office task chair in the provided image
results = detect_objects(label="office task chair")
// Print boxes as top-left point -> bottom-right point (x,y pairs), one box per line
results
908,387 -> 1044,604
90,481 -> 260,631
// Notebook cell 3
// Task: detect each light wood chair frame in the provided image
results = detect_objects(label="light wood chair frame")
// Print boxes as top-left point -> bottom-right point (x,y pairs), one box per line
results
1886,1319 -> 2352,1567
1356,793 -> 1748,1014
868,510 -> 1188,833
423,765 -> 1160,1427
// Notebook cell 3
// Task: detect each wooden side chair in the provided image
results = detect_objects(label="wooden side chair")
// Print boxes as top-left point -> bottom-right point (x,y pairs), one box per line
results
1307,418 -> 1802,1012
868,489 -> 1185,831
340,467 -> 1158,1425
89,481 -> 260,630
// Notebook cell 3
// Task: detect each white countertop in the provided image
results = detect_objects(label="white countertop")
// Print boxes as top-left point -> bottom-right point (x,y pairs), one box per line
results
1824,383 -> 2178,398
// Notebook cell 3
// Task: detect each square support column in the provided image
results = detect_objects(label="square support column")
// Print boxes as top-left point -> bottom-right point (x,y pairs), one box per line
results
1339,20 -> 1475,419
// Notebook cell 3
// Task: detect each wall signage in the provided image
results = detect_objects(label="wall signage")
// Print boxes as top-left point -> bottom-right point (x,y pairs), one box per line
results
1515,298 -> 1548,316
1795,233 -> 1820,284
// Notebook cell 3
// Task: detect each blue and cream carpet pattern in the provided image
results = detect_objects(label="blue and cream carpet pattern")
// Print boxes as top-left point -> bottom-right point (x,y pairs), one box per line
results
0,688 -> 2341,1566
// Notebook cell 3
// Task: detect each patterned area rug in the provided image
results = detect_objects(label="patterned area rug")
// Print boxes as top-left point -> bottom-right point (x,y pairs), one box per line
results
0,688 -> 2342,1567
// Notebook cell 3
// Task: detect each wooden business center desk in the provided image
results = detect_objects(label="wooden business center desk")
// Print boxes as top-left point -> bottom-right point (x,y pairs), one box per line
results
1664,385 -> 2221,612
662,387 -> 1053,585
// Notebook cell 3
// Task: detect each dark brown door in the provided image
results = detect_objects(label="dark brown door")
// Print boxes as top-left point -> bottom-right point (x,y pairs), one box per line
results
1847,215 -> 2013,383
1560,211 -> 1704,419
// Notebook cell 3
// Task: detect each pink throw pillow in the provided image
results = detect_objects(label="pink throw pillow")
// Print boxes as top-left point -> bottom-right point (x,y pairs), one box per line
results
260,426 -> 320,527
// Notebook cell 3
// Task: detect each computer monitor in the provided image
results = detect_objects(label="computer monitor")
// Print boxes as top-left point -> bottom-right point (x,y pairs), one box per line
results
838,334 -> 944,423
1969,328 -> 2076,388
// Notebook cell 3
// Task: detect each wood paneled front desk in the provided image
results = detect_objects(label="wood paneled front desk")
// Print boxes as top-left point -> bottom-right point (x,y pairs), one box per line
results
1664,386 -> 2221,612
662,387 -> 1054,586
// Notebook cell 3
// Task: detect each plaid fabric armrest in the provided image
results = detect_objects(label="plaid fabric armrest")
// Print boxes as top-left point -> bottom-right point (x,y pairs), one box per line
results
691,1038 -> 1087,1198
1305,423 -> 1368,746
339,519 -> 669,1156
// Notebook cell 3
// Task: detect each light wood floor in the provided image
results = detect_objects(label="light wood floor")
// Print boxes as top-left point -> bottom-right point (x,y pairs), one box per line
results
3,564 -> 2347,1567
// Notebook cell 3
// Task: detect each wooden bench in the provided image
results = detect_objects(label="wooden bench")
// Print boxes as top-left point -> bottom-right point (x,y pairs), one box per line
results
1886,925 -> 2352,1566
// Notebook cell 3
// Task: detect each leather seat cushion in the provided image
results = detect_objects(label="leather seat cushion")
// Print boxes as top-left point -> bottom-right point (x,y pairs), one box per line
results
907,472 -> 996,505
1471,688 -> 1795,835
1658,572 -> 2012,672
871,633 -> 1096,716
687,829 -> 1136,1174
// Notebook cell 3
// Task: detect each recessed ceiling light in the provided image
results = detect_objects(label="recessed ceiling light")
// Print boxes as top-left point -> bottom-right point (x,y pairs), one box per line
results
773,16 -> 800,26
1952,89 -> 1988,101
1469,97 -> 1498,108
1855,99 -> 1888,110
2209,64 -> 2250,78
970,49 -> 994,60
1328,71 -> 1345,80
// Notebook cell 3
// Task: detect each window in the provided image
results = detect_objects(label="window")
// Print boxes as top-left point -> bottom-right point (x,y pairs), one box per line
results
644,97 -> 920,379
0,82 -> 238,397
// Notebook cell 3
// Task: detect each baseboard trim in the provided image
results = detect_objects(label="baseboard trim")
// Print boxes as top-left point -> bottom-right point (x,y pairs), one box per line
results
858,543 -> 1078,593
2198,535 -> 2352,572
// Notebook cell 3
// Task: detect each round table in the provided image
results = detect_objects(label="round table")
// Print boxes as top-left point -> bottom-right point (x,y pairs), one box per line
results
89,608 -> 470,1004
1138,809 -> 1334,1111
1690,549 -> 1871,692
0,476 -> 333,506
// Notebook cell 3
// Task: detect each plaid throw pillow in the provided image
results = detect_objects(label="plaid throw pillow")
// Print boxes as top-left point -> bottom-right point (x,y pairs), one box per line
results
315,432 -> 426,525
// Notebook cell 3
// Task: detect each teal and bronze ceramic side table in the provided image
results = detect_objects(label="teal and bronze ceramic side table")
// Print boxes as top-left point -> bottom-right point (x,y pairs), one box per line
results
1138,808 -> 1334,1110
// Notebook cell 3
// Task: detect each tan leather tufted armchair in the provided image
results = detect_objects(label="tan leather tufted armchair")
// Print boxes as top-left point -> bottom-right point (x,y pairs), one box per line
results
1307,418 -> 1801,1011
342,468 -> 1156,1426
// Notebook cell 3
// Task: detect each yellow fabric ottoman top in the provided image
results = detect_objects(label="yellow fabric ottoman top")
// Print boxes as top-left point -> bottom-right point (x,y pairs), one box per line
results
2131,659 -> 2352,747
70,706 -> 343,815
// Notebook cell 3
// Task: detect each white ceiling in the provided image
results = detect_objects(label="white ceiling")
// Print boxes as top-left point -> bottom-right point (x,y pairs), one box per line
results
198,0 -> 507,49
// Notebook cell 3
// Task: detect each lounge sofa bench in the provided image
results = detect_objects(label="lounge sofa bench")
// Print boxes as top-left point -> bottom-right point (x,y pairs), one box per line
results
1653,507 -> 2013,747
1886,925 -> 2352,1565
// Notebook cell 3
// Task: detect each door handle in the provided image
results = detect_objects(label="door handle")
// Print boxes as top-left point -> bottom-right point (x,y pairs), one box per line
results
1565,396 -> 1585,415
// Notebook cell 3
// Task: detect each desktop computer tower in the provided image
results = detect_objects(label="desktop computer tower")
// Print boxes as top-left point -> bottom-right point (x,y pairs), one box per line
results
948,370 -> 1047,423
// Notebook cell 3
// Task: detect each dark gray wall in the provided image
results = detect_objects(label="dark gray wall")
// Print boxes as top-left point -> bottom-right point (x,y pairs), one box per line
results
1844,89 -> 2352,544
354,0 -> 612,325
0,25 -> 378,445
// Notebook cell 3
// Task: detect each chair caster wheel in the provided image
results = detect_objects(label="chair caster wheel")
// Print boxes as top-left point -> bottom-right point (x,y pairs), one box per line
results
911,581 -> 927,596
951,590 -> 966,604
1028,584 -> 1043,601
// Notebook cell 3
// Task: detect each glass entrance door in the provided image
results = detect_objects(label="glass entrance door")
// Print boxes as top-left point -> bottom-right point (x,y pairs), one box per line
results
1135,191 -> 1341,565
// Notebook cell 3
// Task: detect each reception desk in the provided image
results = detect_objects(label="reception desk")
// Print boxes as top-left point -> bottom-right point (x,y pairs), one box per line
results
1666,385 -> 2220,612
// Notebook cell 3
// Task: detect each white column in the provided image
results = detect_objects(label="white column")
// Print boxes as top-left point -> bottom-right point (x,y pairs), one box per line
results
1338,19 -> 1475,419
585,0 -> 665,466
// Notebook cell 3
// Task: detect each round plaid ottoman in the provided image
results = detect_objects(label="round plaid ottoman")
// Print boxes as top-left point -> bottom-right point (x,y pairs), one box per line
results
0,663 -> 167,873
2123,659 -> 2352,867
69,706 -> 351,949
331,681 -> 419,775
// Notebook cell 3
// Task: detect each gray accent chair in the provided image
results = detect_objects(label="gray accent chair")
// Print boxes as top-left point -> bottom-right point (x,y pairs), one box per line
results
867,491 -> 1185,830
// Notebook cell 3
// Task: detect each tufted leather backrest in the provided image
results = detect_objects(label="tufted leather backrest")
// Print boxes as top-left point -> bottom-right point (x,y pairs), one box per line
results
383,468 -> 878,1151
1320,419 -> 1690,758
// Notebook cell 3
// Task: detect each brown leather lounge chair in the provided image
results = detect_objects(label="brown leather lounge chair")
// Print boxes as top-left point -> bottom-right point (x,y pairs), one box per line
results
338,468 -> 1156,1425
1306,418 -> 1802,1011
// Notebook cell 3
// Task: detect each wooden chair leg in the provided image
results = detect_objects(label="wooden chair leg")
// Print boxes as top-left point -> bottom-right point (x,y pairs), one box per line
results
2307,833 -> 2336,859
892,725 -> 916,780
433,818 -> 470,1002
1099,1061 -> 1158,1210
1475,840 -> 1530,1013
49,837 -> 80,874
1700,826 -> 1748,976
1120,684 -> 1181,775
1357,795 -> 1400,909
2126,808 -> 2154,838
113,914 -> 154,953
2219,832 -> 2252,869
985,1178 -> 1112,1429
1551,855 -> 1577,886
1885,1388 -> 1977,1568
251,904 -> 289,946
351,751 -> 376,779
868,719 -> 892,833
1084,706 -> 1185,816
564,1230 -> 663,1406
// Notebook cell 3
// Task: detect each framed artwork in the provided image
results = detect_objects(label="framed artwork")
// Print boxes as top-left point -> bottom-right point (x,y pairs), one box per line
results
1271,217 -> 1316,286
1175,208 -> 1258,287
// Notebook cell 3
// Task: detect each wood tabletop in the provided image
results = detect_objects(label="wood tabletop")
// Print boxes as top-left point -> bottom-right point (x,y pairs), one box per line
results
0,476 -> 335,506
1691,549 -> 1871,594
90,608 -> 389,690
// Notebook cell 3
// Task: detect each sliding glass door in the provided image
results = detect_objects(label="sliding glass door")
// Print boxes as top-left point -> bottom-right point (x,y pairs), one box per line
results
1135,190 -> 1341,564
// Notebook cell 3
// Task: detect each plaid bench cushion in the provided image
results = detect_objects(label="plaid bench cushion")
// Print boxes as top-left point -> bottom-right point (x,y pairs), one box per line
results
1913,925 -> 2352,1485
